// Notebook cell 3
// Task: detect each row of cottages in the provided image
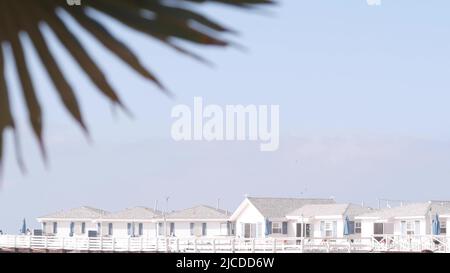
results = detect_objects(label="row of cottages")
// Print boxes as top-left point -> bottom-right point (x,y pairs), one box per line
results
355,201 -> 450,237
230,197 -> 371,239
36,205 -> 232,238
35,198 -> 450,239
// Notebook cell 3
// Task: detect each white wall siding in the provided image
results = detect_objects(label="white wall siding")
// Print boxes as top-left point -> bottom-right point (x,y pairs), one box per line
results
361,220 -> 374,237
167,221 -> 229,237
42,221 -> 97,237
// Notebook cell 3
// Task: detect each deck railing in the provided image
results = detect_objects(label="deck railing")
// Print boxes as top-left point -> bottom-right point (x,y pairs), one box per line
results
0,235 -> 448,253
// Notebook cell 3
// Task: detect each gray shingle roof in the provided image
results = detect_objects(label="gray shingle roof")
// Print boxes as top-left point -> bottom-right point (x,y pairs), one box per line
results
102,207 -> 162,220
356,202 -> 450,219
38,206 -> 109,220
166,205 -> 230,220
287,203 -> 371,218
247,197 -> 335,218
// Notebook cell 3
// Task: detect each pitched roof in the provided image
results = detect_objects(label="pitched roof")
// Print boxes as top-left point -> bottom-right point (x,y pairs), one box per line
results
247,197 -> 335,218
287,203 -> 371,218
166,205 -> 230,220
102,207 -> 162,220
356,202 -> 450,219
38,206 -> 109,220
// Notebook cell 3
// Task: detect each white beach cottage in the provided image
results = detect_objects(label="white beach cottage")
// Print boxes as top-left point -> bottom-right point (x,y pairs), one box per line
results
355,202 -> 450,238
285,203 -> 372,239
97,207 -> 162,238
165,205 -> 232,237
36,206 -> 109,237
230,197 -> 335,238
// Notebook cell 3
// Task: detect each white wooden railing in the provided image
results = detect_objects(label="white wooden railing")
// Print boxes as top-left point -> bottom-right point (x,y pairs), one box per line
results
0,235 -> 448,253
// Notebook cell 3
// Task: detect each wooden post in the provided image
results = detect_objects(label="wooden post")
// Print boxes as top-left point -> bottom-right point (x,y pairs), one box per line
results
231,238 -> 235,253
127,237 -> 131,252
176,238 -> 180,253
165,238 -> 169,253
272,238 -> 276,253
213,239 -> 216,253
140,237 -> 144,252
100,236 -> 103,252
45,236 -> 48,249
252,239 -> 255,253
156,238 -> 159,252
112,237 -> 115,252
194,239 -> 198,253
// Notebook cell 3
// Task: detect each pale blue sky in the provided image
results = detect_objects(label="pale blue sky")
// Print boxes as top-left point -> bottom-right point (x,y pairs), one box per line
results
2,0 -> 450,232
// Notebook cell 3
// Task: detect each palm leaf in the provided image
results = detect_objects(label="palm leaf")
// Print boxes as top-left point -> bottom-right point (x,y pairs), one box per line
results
0,0 -> 274,170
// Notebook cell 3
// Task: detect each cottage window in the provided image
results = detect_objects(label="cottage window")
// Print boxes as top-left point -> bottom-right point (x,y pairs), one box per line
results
320,221 -> 337,237
401,220 -> 420,235
81,222 -> 86,234
52,222 -> 58,234
225,222 -> 235,236
108,223 -> 113,236
190,223 -> 195,236
272,222 -> 282,234
441,221 -> 447,234
305,224 -> 311,237
202,223 -> 207,236
170,223 -> 175,236
355,222 -> 361,234
414,221 -> 420,234
158,223 -> 164,236
70,222 -> 75,236
138,223 -> 144,236
127,223 -> 132,236
355,222 -> 362,234
244,223 -> 256,238
282,222 -> 288,235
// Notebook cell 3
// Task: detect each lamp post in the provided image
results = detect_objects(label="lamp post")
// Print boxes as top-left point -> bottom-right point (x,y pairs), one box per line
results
300,213 -> 304,238
164,196 -> 170,237
429,207 -> 432,236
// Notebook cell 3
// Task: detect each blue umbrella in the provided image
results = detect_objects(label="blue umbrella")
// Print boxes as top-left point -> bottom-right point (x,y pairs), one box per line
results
21,218 -> 27,234
343,216 -> 351,236
432,213 -> 441,235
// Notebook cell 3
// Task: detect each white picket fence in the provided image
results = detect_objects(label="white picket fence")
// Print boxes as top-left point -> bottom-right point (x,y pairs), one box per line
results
0,235 -> 448,253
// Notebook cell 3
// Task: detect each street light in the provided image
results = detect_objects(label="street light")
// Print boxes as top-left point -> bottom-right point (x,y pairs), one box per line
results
164,196 -> 170,237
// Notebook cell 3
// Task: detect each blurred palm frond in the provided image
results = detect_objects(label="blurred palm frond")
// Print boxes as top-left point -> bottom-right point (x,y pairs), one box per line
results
0,0 -> 274,171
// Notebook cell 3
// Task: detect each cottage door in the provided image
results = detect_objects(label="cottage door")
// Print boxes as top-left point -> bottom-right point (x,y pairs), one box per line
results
296,223 -> 302,237
374,223 -> 384,242
244,224 -> 251,238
